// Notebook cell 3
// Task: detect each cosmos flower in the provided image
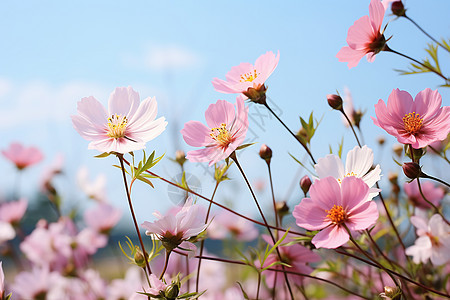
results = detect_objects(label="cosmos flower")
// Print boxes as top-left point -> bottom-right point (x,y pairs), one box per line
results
141,198 -> 206,252
372,88 -> 450,149
314,145 -> 381,200
207,210 -> 259,242
84,203 -> 122,234
212,51 -> 279,102
336,0 -> 387,68
181,98 -> 248,166
404,180 -> 444,209
405,214 -> 450,266
293,176 -> 379,249
2,142 -> 43,170
71,86 -> 167,154
0,199 -> 28,225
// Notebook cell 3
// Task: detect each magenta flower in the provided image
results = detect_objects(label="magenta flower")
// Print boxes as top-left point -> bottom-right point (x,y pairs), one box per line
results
404,180 -> 444,209
372,88 -> 450,149
141,198 -> 206,252
181,98 -> 248,166
212,51 -> 279,101
336,0 -> 386,68
2,142 -> 43,170
293,176 -> 379,249
72,86 -> 167,154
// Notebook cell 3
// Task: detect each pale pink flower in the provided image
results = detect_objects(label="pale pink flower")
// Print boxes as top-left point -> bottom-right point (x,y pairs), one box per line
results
405,214 -> 450,266
181,98 -> 249,166
293,176 -> 379,249
336,0 -> 386,68
77,166 -> 107,202
0,199 -> 28,225
404,180 -> 444,209
212,51 -> 279,100
12,266 -> 60,299
2,142 -> 43,170
72,86 -> 167,154
207,210 -> 258,242
258,234 -> 320,288
372,88 -> 450,149
107,266 -> 146,300
141,198 -> 206,252
314,145 -> 381,200
40,153 -> 64,194
0,221 -> 15,244
84,203 -> 122,234
143,274 -> 168,297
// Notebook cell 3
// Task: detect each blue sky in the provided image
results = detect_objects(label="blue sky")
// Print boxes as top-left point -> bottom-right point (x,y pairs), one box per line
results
1,0 -> 449,225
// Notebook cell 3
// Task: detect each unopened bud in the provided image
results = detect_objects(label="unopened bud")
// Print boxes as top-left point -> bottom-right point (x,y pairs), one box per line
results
327,94 -> 343,110
243,84 -> 267,105
402,162 -> 422,179
175,150 -> 186,166
300,175 -> 312,195
276,201 -> 289,218
259,144 -> 272,162
391,1 -> 406,17
134,247 -> 147,268
382,285 -> 401,299
165,282 -> 180,300
353,110 -> 364,128
377,136 -> 385,146
392,144 -> 403,157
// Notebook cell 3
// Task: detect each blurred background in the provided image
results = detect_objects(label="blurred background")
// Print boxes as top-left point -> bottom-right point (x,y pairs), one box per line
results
0,0 -> 449,235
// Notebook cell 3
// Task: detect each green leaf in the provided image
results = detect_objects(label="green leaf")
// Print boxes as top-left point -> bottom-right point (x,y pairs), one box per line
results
136,175 -> 155,188
236,282 -> 251,300
236,142 -> 256,151
288,153 -> 315,175
94,152 -> 111,158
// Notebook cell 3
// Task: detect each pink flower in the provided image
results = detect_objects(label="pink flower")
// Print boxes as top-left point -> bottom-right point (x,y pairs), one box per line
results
144,274 -> 168,297
0,199 -> 27,225
181,98 -> 249,166
72,86 -> 167,154
208,210 -> 258,242
84,203 -> 122,234
293,176 -> 379,249
258,234 -> 320,288
141,198 -> 206,252
212,51 -> 279,101
2,142 -> 43,170
372,88 -> 450,149
336,0 -> 386,68
0,222 -> 15,244
404,180 -> 444,209
405,214 -> 450,266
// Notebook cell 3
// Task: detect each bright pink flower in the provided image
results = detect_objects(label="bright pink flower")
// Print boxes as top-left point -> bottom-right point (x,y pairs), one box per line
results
258,234 -> 320,288
0,199 -> 27,225
141,198 -> 206,252
336,0 -> 386,68
293,176 -> 379,249
84,203 -> 122,234
212,51 -> 279,100
181,98 -> 249,166
372,88 -> 450,149
404,180 -> 444,209
2,142 -> 43,170
72,86 -> 167,154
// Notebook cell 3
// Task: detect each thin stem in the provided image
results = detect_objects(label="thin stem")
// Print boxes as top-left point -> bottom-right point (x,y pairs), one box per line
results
256,272 -> 261,300
422,173 -> 450,189
230,152 -> 294,300
267,163 -> 279,235
416,178 -> 450,226
160,250 -> 171,280
117,154 -> 152,275
340,109 -> 362,147
195,181 -> 220,292
263,102 -> 317,164
404,15 -> 450,54
123,158 -> 308,237
428,145 -> 450,164
384,45 -> 448,82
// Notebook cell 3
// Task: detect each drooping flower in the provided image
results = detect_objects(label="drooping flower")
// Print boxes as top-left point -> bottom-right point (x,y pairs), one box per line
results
336,0 -> 387,68
0,199 -> 28,225
141,198 -> 206,252
372,88 -> 450,149
181,98 -> 248,166
71,86 -> 167,154
404,180 -> 444,209
2,142 -> 43,170
314,145 -> 381,200
258,234 -> 320,288
405,214 -> 450,266
212,51 -> 279,103
293,176 -> 379,249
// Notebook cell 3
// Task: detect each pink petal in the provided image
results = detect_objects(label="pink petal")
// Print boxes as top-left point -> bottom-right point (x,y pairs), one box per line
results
76,96 -> 108,128
205,99 -> 236,129
309,177 -> 342,209
386,89 -> 413,120
413,88 -> 442,119
347,200 -> 379,231
181,121 -> 212,147
314,154 -> 345,180
108,86 -> 140,118
312,225 -> 349,249
253,51 -> 279,83
340,177 -> 369,211
336,46 -> 366,69
293,198 -> 329,231
369,0 -> 385,33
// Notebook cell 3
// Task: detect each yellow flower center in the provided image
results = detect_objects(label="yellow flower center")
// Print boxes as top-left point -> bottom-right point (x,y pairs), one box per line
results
326,205 -> 347,224
337,172 -> 357,184
402,112 -> 423,134
107,114 -> 128,139
240,69 -> 259,82
210,123 -> 232,147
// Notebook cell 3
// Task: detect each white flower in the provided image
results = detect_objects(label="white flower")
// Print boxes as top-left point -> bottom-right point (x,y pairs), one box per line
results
77,166 -> 107,202
314,145 -> 381,200
405,214 -> 450,266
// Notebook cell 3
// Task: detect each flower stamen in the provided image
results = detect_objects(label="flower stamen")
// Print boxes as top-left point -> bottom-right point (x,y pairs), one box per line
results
107,114 -> 128,139
210,123 -> 233,147
240,69 -> 259,82
325,205 -> 347,224
402,112 -> 423,134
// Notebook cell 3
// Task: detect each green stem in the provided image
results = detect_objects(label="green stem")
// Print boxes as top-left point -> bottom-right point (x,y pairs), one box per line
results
416,178 -> 450,226
428,145 -> 450,164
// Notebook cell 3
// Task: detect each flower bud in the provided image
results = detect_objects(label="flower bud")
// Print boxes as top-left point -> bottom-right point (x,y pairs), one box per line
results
377,136 -> 385,146
165,281 -> 180,300
276,201 -> 289,218
392,144 -> 403,157
259,144 -> 272,162
352,109 -> 364,128
134,247 -> 147,268
327,94 -> 343,110
402,162 -> 422,179
243,84 -> 267,105
391,1 -> 406,17
175,150 -> 187,166
381,285 -> 401,299
300,175 -> 312,195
